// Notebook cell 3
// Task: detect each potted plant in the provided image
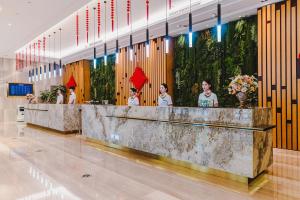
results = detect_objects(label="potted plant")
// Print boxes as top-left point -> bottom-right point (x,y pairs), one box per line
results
228,75 -> 258,108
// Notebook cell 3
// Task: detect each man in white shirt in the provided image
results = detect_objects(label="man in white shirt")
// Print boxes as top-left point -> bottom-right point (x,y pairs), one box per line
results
68,87 -> 76,104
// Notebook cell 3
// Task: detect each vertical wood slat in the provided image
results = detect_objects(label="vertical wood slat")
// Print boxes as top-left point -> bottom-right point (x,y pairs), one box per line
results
287,0 -> 292,150
276,8 -> 282,149
258,9 -> 263,107
271,4 -> 277,148
263,7 -> 267,107
267,5 -> 272,109
298,0 -> 300,150
259,0 -> 300,150
115,37 -> 173,106
281,4 -> 287,149
292,6 -> 298,150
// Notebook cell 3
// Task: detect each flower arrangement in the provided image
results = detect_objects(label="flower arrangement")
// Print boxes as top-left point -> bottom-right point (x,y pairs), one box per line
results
228,75 -> 258,108
228,75 -> 258,95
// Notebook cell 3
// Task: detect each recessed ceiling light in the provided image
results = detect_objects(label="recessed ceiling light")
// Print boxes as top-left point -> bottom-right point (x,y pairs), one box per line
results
8,23 -> 12,27
0,6 -> 2,12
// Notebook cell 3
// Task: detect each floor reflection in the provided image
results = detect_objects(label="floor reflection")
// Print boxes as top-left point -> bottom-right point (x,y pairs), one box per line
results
0,122 -> 299,200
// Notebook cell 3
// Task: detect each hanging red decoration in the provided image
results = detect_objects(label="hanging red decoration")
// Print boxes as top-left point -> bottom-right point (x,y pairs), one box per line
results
127,0 -> 131,26
130,67 -> 148,91
22,51 -> 24,69
111,0 -> 114,32
76,13 -> 79,46
26,48 -> 28,67
33,42 -> 36,65
29,44 -> 31,66
86,6 -> 89,44
97,1 -> 101,38
169,0 -> 172,9
38,40 -> 41,63
15,53 -> 18,71
43,36 -> 46,61
66,75 -> 77,88
146,0 -> 149,21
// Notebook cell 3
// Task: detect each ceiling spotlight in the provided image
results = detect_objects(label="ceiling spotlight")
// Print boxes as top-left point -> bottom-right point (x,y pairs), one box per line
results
8,23 -> 12,27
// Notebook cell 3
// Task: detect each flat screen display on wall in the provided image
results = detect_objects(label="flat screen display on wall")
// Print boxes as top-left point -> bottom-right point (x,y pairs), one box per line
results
8,83 -> 33,96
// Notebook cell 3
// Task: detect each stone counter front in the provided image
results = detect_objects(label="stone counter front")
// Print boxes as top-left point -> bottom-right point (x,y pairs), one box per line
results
24,104 -> 80,132
81,105 -> 273,179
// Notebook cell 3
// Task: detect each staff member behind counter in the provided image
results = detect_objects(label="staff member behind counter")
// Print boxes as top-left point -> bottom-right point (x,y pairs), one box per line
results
68,87 -> 76,104
198,80 -> 218,107
158,83 -> 173,107
128,88 -> 139,106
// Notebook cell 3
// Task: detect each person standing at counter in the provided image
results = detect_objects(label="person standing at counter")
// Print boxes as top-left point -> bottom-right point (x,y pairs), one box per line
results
158,83 -> 173,107
56,89 -> 64,104
128,88 -> 139,106
68,87 -> 76,104
198,80 -> 218,107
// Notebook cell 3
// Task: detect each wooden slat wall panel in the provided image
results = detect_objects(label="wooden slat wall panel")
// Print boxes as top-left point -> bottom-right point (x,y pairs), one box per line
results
298,0 -> 300,150
115,37 -> 174,106
63,60 -> 90,104
258,0 -> 300,150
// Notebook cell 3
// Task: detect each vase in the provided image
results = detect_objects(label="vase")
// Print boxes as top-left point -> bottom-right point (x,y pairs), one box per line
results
236,92 -> 247,108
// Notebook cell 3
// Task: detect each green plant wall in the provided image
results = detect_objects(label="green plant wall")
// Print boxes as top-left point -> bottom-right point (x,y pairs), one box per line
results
173,15 -> 257,107
90,55 -> 115,104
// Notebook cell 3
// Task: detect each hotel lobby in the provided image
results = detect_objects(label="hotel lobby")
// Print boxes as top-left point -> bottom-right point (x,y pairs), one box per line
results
0,0 -> 300,199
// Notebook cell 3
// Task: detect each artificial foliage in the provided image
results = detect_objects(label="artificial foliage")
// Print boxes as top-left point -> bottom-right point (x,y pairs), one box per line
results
173,16 -> 257,107
90,55 -> 116,104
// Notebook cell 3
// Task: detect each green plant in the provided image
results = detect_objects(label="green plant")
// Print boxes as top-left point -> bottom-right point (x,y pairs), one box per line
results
52,85 -> 66,94
90,55 -> 115,104
39,85 -> 66,104
173,15 -> 257,107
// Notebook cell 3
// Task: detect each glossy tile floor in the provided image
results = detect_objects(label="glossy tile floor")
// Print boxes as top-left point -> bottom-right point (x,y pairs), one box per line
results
0,122 -> 300,200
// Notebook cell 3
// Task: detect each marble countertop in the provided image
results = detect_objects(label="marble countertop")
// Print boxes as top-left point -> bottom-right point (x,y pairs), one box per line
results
81,105 -> 272,129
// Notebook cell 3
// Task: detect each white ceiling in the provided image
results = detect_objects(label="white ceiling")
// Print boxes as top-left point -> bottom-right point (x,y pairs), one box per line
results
0,0 -> 90,58
1,0 -> 283,64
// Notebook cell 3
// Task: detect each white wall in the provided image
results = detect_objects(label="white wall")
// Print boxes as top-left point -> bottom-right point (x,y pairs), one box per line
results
0,58 -> 62,122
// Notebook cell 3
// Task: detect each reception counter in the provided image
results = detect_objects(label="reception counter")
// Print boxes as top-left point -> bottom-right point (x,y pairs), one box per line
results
24,104 -> 80,132
81,105 -> 274,181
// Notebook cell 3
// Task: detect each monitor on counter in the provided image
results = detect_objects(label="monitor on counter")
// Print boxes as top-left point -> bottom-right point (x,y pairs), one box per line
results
7,83 -> 33,97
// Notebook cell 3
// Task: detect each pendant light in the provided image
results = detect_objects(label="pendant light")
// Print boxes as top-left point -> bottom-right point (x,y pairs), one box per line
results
115,0 -> 119,64
188,0 -> 192,48
217,2 -> 222,42
145,0 -> 150,58
104,0 -> 107,66
165,0 -> 169,54
93,7 -> 97,69
29,70 -> 31,82
48,35 -> 51,79
53,31 -> 57,78
129,0 -> 133,61
32,68 -> 35,82
36,67 -> 38,82
59,28 -> 62,76
40,65 -> 42,81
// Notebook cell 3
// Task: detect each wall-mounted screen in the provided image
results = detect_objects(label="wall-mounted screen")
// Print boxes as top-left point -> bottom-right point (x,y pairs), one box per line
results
8,83 -> 33,96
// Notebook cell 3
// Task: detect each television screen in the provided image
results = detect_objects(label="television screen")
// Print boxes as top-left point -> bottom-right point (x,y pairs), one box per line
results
8,83 -> 33,96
